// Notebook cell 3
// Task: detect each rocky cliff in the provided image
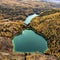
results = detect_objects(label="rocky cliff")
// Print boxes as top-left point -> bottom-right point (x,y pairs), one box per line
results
29,12 -> 60,59
0,20 -> 25,52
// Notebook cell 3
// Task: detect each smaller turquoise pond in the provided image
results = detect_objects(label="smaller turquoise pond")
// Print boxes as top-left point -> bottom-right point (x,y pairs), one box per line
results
12,30 -> 48,53
24,14 -> 38,24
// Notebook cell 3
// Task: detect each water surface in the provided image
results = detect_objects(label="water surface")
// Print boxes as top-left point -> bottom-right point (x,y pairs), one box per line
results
12,30 -> 48,53
24,14 -> 38,24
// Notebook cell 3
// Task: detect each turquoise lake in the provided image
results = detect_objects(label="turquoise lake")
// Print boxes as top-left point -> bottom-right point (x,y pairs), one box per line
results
12,30 -> 48,53
12,14 -> 48,53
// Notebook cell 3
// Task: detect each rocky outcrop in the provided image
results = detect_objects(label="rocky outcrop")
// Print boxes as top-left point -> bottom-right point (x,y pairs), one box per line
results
0,0 -> 60,21
26,53 -> 58,60
0,37 -> 12,52
0,20 -> 25,38
29,12 -> 60,59
0,52 -> 58,60
0,20 -> 25,52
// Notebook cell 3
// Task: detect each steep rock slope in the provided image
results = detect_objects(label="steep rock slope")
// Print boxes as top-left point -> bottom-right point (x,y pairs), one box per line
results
0,20 -> 25,52
29,12 -> 60,59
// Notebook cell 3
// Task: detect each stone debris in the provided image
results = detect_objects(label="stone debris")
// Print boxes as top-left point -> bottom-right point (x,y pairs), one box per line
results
0,52 -> 58,60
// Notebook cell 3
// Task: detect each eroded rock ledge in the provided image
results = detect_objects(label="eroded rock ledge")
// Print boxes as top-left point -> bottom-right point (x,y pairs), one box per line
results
0,20 -> 26,52
0,52 -> 58,60
29,12 -> 60,59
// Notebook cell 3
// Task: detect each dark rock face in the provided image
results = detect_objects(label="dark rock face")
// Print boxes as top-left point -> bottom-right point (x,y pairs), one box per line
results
29,12 -> 60,59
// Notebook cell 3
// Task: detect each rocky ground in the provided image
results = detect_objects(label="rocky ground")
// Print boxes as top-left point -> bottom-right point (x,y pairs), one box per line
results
0,0 -> 60,21
0,52 -> 58,60
0,0 -> 60,60
29,12 -> 60,59
0,20 -> 25,52
0,12 -> 60,60
0,20 -> 25,38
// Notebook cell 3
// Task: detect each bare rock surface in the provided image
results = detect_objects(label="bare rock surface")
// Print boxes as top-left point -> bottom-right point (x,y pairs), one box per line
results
29,12 -> 60,59
0,52 -> 58,60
